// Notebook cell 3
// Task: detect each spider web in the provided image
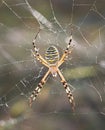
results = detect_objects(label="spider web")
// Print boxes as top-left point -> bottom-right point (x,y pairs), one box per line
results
0,0 -> 105,129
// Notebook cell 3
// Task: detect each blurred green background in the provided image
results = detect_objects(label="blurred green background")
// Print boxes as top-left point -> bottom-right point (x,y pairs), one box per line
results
0,0 -> 105,130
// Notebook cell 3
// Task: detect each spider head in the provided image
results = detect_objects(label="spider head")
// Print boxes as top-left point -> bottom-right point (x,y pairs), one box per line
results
52,72 -> 57,77
45,46 -> 59,64
49,66 -> 58,77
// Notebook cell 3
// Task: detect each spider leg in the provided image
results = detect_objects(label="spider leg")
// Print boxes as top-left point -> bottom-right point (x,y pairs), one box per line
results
29,70 -> 50,107
57,69 -> 75,111
32,29 -> 49,68
31,49 -> 49,68
58,34 -> 73,67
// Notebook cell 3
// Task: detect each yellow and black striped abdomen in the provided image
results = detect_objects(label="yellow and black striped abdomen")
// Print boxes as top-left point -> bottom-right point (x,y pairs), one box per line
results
45,46 -> 59,64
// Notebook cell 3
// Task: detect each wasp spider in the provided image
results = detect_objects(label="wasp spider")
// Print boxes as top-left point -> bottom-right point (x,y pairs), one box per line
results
29,30 -> 75,111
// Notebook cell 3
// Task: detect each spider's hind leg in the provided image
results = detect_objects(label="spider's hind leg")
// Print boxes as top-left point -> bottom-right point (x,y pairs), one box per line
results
57,69 -> 75,111
62,81 -> 75,111
29,70 -> 50,107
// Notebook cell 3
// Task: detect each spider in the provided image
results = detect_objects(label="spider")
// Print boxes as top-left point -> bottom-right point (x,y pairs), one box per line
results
29,30 -> 75,111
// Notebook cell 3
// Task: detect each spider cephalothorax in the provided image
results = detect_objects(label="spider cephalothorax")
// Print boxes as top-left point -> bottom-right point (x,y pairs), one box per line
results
29,30 -> 75,111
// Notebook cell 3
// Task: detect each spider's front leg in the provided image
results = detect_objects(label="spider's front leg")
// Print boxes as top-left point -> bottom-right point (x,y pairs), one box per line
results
57,69 -> 75,111
31,49 -> 49,68
58,34 -> 73,67
29,70 -> 50,107
32,29 -> 49,68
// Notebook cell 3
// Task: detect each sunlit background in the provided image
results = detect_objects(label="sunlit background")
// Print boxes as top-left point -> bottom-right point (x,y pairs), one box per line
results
0,0 -> 105,130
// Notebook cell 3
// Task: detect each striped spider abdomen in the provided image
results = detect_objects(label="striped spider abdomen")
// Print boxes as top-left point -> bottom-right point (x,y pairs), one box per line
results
45,46 -> 59,64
